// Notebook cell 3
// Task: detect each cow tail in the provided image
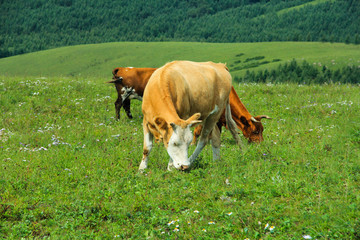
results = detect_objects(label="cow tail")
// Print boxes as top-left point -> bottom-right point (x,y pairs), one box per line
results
225,99 -> 242,148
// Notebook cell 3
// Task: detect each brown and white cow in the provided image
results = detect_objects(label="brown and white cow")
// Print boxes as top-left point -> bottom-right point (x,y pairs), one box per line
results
139,61 -> 240,171
107,67 -> 156,119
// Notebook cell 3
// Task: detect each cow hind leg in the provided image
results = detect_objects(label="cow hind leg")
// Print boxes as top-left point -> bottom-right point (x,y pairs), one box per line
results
123,98 -> 133,119
139,124 -> 153,172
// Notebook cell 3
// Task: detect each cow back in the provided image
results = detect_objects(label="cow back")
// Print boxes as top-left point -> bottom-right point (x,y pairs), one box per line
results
142,61 -> 232,125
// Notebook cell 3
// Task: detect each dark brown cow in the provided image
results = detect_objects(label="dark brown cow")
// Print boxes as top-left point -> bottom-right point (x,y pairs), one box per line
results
108,67 -> 270,143
192,87 -> 271,144
107,67 -> 156,119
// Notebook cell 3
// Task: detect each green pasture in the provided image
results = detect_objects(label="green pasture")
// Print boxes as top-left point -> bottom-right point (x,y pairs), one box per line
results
0,75 -> 359,239
0,42 -> 359,79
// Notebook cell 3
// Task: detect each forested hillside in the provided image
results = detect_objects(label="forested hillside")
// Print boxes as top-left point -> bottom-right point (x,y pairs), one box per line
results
1,0 -> 359,58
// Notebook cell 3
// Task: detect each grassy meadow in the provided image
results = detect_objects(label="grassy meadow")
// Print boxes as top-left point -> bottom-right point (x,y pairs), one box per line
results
0,75 -> 359,239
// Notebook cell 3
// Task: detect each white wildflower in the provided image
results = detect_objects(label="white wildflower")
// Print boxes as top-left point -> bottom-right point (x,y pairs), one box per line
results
264,223 -> 269,229
225,178 -> 231,185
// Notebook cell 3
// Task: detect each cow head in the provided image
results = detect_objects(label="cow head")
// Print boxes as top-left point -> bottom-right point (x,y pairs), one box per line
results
154,113 -> 201,170
112,68 -> 121,80
239,115 -> 271,143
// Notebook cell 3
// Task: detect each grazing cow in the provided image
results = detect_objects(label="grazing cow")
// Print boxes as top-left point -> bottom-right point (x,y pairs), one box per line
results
107,67 -> 156,119
139,61 -> 241,171
193,87 -> 271,143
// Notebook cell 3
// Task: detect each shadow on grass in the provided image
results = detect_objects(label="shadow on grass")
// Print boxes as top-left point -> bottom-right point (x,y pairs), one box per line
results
190,155 -> 211,171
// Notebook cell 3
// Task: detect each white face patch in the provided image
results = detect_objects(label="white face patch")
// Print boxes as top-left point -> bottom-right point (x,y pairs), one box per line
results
166,125 -> 193,170
128,93 -> 142,101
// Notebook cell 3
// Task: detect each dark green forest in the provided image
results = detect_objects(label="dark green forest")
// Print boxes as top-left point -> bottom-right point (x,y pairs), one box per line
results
237,59 -> 360,84
1,0 -> 359,58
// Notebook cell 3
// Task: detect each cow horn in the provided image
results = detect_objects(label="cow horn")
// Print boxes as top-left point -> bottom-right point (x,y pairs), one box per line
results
106,77 -> 123,84
257,115 -> 272,120
251,117 -> 259,123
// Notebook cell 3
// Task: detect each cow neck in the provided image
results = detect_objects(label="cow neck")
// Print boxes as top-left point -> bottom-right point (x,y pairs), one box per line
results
138,68 -> 157,81
157,76 -> 183,126
230,87 -> 252,120
159,95 -> 182,125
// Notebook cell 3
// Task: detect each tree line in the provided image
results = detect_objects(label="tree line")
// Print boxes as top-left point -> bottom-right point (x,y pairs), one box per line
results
236,59 -> 360,84
0,0 -> 359,58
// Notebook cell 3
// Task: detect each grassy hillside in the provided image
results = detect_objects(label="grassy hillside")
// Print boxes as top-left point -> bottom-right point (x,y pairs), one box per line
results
0,42 -> 359,79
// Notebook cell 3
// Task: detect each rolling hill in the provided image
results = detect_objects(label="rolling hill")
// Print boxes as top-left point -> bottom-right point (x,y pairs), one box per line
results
0,41 -> 359,79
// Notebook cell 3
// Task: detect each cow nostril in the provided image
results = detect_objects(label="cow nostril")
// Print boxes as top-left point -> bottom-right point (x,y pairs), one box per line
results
181,165 -> 189,171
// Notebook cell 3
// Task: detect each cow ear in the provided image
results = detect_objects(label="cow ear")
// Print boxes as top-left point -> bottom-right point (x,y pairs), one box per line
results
113,68 -> 119,75
186,113 -> 202,127
154,117 -> 168,131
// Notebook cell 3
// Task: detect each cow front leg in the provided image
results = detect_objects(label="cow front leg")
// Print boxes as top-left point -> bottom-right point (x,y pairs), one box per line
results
115,97 -> 122,120
189,125 -> 210,164
189,105 -> 220,164
189,138 -> 207,164
123,98 -> 133,119
139,125 -> 153,172
210,125 -> 221,160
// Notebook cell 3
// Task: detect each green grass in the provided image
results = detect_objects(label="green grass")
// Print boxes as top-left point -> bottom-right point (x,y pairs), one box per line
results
0,42 -> 359,80
1,76 -> 359,239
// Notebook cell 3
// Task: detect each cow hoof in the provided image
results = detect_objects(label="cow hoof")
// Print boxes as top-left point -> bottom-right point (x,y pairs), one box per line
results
139,161 -> 148,172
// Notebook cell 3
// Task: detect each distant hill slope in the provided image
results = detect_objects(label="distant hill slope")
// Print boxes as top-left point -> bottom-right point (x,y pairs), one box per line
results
1,0 -> 359,58
0,42 -> 358,78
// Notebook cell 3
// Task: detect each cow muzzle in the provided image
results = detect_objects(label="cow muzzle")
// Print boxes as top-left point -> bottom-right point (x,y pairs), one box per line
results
180,165 -> 190,171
